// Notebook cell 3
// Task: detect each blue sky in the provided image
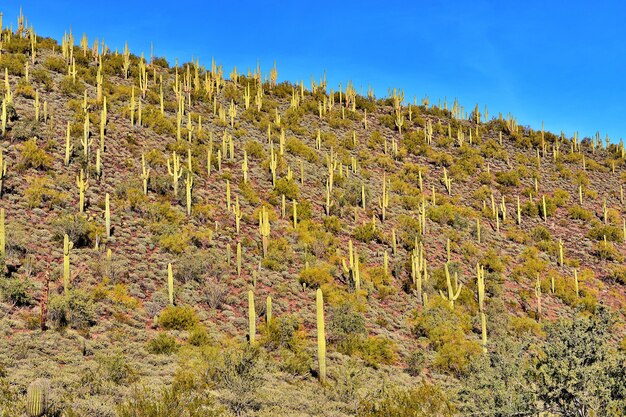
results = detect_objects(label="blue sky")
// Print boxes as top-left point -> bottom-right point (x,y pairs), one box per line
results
2,1 -> 626,141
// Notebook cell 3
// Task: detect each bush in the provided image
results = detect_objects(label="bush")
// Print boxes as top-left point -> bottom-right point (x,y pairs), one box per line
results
58,76 -> 85,96
44,56 -> 67,73
358,383 -> 456,417
159,305 -> 199,330
272,177 -> 299,200
588,224 -> 623,243
299,263 -> 334,289
0,53 -> 26,75
117,385 -> 226,417
495,170 -> 520,186
48,290 -> 96,329
608,266 -> 626,285
53,214 -> 100,248
353,221 -> 380,242
146,333 -> 179,355
18,138 -> 52,171
592,241 -> 623,261
262,314 -> 306,352
0,277 -> 33,306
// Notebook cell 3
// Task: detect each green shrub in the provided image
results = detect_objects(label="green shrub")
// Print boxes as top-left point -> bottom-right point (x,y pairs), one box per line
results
299,263 -> 334,289
358,383 -> 456,417
353,221 -> 380,243
117,384 -> 227,417
96,351 -> 137,385
159,305 -> 199,330
273,177 -> 299,200
285,136 -> 318,163
495,170 -> 520,186
569,205 -> 593,221
592,241 -> 623,261
243,139 -> 266,159
608,266 -> 626,285
587,224 -> 623,243
0,53 -> 27,75
48,290 -> 96,329
261,314 -> 306,352
0,277 -> 33,306
59,76 -> 85,96
53,214 -> 101,248
187,326 -> 212,346
18,138 -> 52,171
146,333 -> 179,355
44,56 -> 67,73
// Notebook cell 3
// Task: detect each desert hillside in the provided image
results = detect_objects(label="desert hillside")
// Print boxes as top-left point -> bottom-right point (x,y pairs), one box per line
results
0,10 -> 625,417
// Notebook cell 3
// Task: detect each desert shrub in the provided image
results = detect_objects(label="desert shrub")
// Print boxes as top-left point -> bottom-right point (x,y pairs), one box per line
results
15,79 -> 36,98
433,336 -> 483,376
18,138 -> 52,171
0,277 -> 33,306
262,314 -> 306,352
187,326 -> 212,347
406,350 -> 426,376
480,248 -> 504,273
44,56 -> 67,73
30,68 -> 54,90
299,263 -> 334,289
53,214 -> 100,247
608,265 -> 626,285
174,251 -> 210,283
0,53 -> 26,75
428,202 -> 468,228
262,237 -> 293,271
48,290 -> 96,329
358,383 -> 456,417
353,221 -> 379,243
272,177 -> 299,200
495,169 -> 520,186
146,333 -> 179,355
531,226 -> 552,242
10,119 -> 39,141
587,224 -> 623,243
569,205 -> 593,221
243,139 -> 266,159
59,76 -> 85,96
117,384 -> 227,417
159,305 -> 199,330
286,136 -> 318,162
96,351 -> 137,385
592,241 -> 623,261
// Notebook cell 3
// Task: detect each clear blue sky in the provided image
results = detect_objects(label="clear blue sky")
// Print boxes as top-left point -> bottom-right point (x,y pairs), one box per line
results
3,1 -> 626,141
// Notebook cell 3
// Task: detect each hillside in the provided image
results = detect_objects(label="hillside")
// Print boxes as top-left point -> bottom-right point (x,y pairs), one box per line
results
0,10 -> 625,417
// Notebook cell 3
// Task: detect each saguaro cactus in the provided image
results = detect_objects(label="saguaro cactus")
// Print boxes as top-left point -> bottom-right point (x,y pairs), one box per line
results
167,263 -> 174,305
26,379 -> 49,417
63,234 -> 73,294
185,173 -> 193,216
440,262 -> 462,308
316,288 -> 327,384
76,169 -> 89,213
259,206 -> 270,257
248,290 -> 256,345
140,153 -> 150,195
477,264 -> 487,353
167,151 -> 183,197
105,193 -> 111,238
266,296 -> 272,324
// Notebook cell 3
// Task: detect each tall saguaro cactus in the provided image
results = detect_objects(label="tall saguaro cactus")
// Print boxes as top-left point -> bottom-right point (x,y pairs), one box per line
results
477,263 -> 487,353
167,151 -> 183,197
76,169 -> 89,213
259,206 -> 270,257
63,234 -> 73,294
167,263 -> 174,305
248,290 -> 256,345
316,288 -> 327,384
440,262 -> 462,308
105,193 -> 111,238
